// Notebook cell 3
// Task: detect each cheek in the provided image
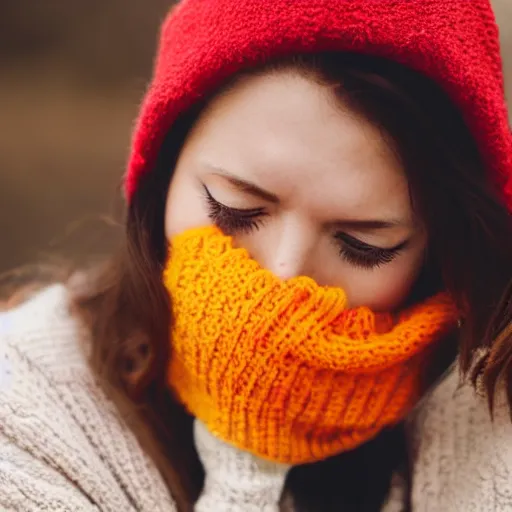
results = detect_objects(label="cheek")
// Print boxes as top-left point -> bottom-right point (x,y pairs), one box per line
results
343,250 -> 426,311
165,173 -> 212,239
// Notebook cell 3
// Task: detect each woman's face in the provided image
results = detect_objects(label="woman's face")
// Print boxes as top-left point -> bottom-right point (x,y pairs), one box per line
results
165,69 -> 427,310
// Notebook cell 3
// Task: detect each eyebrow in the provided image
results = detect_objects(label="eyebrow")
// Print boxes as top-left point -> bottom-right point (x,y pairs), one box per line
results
205,164 -> 409,230
206,165 -> 280,203
331,219 -> 407,231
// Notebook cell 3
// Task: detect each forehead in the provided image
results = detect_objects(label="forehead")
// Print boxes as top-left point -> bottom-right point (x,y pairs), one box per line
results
183,69 -> 413,221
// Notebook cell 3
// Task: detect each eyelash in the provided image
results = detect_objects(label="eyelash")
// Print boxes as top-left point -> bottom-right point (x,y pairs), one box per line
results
333,232 -> 405,270
202,185 -> 268,234
202,185 -> 405,269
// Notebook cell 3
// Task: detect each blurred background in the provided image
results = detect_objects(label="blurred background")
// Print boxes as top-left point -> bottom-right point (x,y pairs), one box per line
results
0,0 -> 511,272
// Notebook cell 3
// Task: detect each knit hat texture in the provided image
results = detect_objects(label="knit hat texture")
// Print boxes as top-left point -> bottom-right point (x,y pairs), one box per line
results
125,0 -> 512,208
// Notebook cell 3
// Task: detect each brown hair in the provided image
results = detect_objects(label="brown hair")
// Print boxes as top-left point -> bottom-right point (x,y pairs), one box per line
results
22,53 -> 512,511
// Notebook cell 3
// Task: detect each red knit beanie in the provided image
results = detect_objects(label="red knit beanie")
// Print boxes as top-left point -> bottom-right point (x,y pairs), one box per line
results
125,0 -> 512,207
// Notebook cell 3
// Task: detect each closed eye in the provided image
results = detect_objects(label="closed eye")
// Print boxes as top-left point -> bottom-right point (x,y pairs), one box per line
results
202,184 -> 268,234
333,232 -> 408,269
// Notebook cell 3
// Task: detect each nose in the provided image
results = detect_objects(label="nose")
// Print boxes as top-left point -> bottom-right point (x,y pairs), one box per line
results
273,259 -> 303,281
263,221 -> 315,281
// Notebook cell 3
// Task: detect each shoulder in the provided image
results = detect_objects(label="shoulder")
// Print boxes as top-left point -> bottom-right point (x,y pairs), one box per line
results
0,284 -> 90,381
409,362 -> 512,511
0,285 -> 175,511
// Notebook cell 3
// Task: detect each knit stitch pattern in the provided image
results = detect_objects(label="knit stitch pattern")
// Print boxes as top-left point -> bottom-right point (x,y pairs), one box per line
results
125,0 -> 512,209
0,286 -> 290,512
2,286 -> 512,510
164,227 -> 459,464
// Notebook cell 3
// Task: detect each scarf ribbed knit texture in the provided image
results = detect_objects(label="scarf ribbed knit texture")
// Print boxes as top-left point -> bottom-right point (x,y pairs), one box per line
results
165,227 -> 459,464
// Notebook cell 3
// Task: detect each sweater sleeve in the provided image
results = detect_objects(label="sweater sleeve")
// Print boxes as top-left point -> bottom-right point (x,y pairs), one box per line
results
0,285 -> 290,512
194,420 -> 290,511
409,364 -> 512,511
0,287 -> 176,512
0,432 -> 100,512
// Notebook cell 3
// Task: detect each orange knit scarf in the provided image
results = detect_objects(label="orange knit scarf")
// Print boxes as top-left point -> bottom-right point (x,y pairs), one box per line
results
164,226 -> 459,464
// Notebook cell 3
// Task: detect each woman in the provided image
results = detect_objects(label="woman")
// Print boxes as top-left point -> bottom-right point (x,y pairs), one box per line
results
1,0 -> 512,510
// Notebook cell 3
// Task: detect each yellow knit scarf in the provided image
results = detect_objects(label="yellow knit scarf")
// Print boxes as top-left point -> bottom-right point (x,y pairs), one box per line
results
164,226 -> 459,464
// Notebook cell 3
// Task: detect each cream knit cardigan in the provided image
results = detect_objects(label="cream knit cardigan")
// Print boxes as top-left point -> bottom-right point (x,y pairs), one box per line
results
1,286 -> 511,511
